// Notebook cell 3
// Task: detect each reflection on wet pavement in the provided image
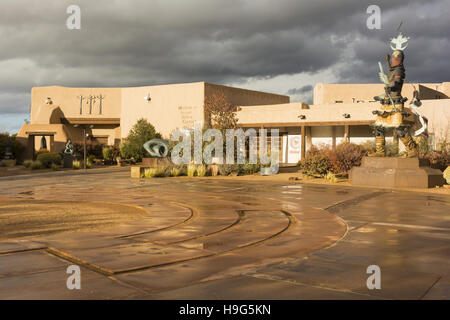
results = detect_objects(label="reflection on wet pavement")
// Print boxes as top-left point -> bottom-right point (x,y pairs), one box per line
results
0,170 -> 449,299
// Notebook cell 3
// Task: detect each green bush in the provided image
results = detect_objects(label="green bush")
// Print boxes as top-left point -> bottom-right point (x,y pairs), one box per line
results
187,164 -> 197,177
102,147 -> 112,161
120,119 -> 162,162
30,160 -> 43,170
0,133 -> 25,160
196,164 -> 208,176
51,163 -> 58,171
144,167 -> 166,178
36,152 -> 61,168
73,160 -> 81,169
170,165 -> 186,177
23,160 -> 33,168
222,164 -> 242,176
242,163 -> 261,175
87,154 -> 95,167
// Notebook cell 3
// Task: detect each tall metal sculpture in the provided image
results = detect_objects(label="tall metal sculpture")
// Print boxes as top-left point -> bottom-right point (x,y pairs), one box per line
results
372,31 -> 426,157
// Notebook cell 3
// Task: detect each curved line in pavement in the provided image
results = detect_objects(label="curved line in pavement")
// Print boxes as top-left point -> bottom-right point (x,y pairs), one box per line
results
114,201 -> 198,239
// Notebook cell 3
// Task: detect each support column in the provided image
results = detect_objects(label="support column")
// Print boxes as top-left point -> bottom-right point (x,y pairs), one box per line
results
26,135 -> 35,160
332,126 -> 337,150
301,126 -> 306,160
49,135 -> 55,153
344,125 -> 350,143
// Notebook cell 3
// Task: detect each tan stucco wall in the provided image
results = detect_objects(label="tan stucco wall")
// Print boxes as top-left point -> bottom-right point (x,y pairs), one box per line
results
30,86 -> 122,124
236,102 -> 378,125
205,82 -> 289,107
419,100 -> 450,144
314,83 -> 447,105
120,82 -> 205,139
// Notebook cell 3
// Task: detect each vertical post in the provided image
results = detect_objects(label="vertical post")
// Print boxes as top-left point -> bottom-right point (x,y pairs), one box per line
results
83,127 -> 87,171
301,126 -> 306,160
332,126 -> 336,150
49,135 -> 55,152
27,135 -> 35,160
344,125 -> 350,143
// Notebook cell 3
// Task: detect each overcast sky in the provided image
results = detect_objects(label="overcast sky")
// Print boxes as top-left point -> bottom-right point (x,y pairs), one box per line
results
1,0 -> 449,133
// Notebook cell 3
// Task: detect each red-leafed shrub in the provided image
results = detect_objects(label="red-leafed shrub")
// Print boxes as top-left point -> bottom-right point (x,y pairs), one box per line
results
297,142 -> 366,177
328,142 -> 366,175
420,151 -> 449,172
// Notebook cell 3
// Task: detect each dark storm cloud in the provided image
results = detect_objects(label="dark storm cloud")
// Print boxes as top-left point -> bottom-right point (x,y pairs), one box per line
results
287,85 -> 313,95
0,0 -> 449,127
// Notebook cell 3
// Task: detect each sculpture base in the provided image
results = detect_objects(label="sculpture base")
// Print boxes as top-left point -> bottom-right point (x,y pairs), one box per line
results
63,155 -> 74,168
349,157 -> 445,189
131,166 -> 144,178
142,157 -> 170,167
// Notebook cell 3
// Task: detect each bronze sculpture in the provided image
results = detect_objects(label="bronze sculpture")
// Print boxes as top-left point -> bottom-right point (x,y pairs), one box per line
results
371,32 -> 425,158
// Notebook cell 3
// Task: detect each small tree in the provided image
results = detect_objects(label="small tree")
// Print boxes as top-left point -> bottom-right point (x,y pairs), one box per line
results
120,118 -> 161,161
204,92 -> 238,130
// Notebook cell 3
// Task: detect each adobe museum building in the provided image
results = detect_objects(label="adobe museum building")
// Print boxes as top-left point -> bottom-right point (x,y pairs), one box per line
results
17,81 -> 450,164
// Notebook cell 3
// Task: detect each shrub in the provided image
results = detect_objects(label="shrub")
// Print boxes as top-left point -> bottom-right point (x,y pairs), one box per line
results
120,119 -> 162,161
170,167 -> 182,177
51,163 -> 58,171
187,164 -> 197,177
102,147 -> 112,161
30,160 -> 43,170
36,152 -> 61,168
298,145 -> 331,177
242,163 -> 261,175
328,142 -> 365,175
23,160 -> 33,168
218,164 -> 241,176
196,164 -> 208,176
444,166 -> 450,184
36,148 -> 49,157
420,151 -> 449,172
169,165 -> 186,177
325,171 -> 337,183
72,160 -> 81,169
87,154 -> 95,167
0,133 -> 26,160
144,167 -> 166,178
359,139 -> 398,157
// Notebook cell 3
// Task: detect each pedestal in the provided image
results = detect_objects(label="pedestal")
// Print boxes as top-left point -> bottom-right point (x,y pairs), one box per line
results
131,166 -> 145,178
349,157 -> 445,188
63,155 -> 74,168
142,157 -> 170,167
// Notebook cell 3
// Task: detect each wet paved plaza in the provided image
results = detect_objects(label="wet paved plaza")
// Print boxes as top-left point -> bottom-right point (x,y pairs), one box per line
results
0,169 -> 449,299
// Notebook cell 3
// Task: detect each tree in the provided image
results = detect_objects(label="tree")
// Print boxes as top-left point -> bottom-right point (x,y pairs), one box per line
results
204,92 -> 238,130
120,118 -> 161,161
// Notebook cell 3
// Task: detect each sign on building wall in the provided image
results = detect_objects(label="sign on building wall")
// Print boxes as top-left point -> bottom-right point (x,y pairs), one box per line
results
283,135 -> 301,164
178,106 -> 195,128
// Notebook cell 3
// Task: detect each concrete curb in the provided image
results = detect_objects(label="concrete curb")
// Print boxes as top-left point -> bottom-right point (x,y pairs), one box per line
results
0,166 -> 130,181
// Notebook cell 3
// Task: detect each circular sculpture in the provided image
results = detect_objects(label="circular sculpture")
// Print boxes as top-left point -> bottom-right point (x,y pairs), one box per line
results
143,139 -> 169,158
